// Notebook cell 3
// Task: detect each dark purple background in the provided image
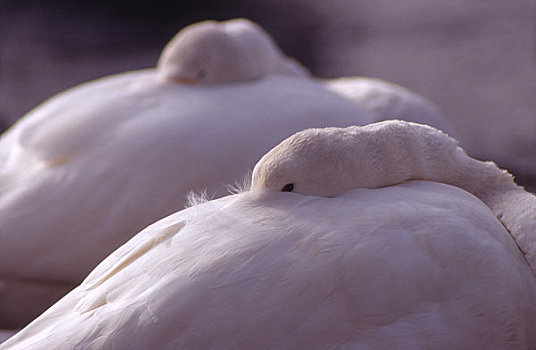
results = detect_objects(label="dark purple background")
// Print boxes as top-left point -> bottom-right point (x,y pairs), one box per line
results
1,0 -> 534,190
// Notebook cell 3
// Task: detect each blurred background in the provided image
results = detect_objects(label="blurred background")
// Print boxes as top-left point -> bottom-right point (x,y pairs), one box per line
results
1,0 -> 534,190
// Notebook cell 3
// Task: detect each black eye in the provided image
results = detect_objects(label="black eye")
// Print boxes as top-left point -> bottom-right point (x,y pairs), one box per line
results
281,183 -> 294,192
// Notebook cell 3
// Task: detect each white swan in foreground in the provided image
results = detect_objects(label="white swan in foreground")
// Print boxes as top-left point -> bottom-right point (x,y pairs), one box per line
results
2,120 -> 535,349
0,19 -> 375,327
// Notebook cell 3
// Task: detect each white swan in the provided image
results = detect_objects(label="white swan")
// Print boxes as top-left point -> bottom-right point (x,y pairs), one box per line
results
2,120 -> 535,349
0,19 -> 376,327
253,120 -> 536,272
159,17 -> 457,136
324,77 -> 459,138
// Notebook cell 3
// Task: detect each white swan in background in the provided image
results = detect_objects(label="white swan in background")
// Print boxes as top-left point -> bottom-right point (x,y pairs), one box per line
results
2,120 -> 535,349
0,19 -> 376,327
158,17 -> 457,137
324,77 -> 459,138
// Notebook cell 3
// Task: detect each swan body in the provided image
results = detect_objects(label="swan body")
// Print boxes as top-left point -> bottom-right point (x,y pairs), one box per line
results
3,120 -> 535,349
0,20 -> 375,327
3,180 -> 535,349
325,77 -> 459,137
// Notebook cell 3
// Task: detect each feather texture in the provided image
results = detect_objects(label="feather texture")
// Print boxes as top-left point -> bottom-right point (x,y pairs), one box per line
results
3,182 -> 535,349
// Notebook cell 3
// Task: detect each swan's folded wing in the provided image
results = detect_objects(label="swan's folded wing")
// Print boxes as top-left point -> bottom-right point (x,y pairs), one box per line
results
73,195 -> 234,312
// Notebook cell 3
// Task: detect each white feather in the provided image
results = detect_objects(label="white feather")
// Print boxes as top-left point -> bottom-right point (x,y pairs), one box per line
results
2,182 -> 535,349
3,121 -> 535,349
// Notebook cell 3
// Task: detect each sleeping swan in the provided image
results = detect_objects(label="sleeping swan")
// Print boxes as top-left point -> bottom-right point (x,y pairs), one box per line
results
252,120 -> 536,274
159,17 -> 457,139
2,120 -> 534,349
0,18 -> 375,327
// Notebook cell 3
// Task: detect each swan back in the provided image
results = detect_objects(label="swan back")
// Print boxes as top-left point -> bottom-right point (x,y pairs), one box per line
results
2,182 -> 536,349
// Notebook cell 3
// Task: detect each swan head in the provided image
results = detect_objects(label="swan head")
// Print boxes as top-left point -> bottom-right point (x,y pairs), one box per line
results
157,18 -> 308,85
251,120 -> 471,197
252,123 -> 400,196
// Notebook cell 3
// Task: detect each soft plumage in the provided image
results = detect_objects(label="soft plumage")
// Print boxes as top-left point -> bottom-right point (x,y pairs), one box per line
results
0,20 -> 374,327
0,18 -> 459,328
2,121 -> 535,349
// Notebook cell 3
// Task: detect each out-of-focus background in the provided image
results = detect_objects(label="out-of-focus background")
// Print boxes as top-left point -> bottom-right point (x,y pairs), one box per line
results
1,0 -> 534,190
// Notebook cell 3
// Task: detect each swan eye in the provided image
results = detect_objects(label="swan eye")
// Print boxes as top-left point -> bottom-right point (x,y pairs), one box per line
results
281,183 -> 294,192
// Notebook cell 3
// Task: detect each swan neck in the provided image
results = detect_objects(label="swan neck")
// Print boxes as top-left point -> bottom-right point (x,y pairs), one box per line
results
483,186 -> 536,272
423,146 -> 536,276
458,161 -> 536,275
